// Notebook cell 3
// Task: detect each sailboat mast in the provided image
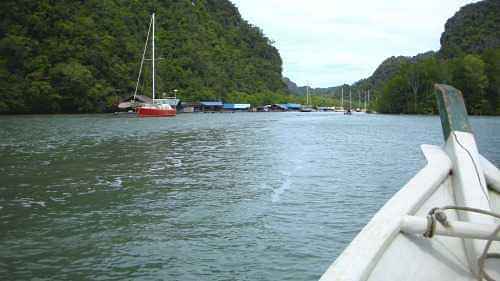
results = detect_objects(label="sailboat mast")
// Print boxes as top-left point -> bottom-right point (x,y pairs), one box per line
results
152,13 -> 156,101
341,87 -> 344,109
368,90 -> 370,109
364,91 -> 367,111
349,88 -> 352,109
306,84 -> 309,105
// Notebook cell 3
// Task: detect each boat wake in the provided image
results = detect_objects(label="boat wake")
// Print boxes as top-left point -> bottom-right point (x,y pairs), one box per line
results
271,178 -> 290,203
272,171 -> 294,203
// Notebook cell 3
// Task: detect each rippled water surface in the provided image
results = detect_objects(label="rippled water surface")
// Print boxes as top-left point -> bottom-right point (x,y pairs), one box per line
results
1,113 -> 499,280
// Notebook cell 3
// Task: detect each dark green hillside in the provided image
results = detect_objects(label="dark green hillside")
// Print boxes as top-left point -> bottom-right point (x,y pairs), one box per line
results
351,0 -> 500,115
0,0 -> 287,113
440,0 -> 500,58
362,52 -> 436,91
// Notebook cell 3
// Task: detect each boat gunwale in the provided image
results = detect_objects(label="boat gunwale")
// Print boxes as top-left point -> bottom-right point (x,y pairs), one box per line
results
319,144 -> 452,281
480,155 -> 500,193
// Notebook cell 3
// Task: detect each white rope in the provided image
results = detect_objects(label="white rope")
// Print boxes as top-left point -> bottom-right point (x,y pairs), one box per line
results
133,15 -> 153,101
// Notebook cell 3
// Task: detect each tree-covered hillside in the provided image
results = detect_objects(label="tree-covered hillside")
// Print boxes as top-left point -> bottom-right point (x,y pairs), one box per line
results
0,0 -> 287,113
440,0 -> 500,58
356,0 -> 500,115
285,52 -> 435,103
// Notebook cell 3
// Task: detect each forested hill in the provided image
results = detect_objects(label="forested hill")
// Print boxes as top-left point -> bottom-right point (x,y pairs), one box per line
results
440,0 -> 500,58
0,0 -> 286,113
359,51 -> 435,91
352,0 -> 500,115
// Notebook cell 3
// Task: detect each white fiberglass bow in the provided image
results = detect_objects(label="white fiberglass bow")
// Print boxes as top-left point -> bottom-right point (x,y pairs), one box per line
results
320,84 -> 500,281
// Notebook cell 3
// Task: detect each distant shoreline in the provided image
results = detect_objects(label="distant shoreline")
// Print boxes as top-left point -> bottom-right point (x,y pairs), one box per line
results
1,112 -> 499,117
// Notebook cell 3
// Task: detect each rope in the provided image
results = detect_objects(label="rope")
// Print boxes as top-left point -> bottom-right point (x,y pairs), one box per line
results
424,206 -> 500,281
133,15 -> 153,101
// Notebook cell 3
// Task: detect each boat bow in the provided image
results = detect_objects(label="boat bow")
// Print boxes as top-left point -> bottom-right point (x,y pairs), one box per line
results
319,84 -> 500,281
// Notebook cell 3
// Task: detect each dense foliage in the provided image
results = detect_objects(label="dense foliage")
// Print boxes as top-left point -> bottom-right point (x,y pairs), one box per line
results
368,0 -> 500,115
0,0 -> 287,113
440,0 -> 500,58
374,50 -> 500,115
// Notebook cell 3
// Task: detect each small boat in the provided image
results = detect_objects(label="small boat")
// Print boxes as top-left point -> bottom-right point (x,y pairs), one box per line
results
320,84 -> 500,281
133,13 -> 176,118
301,106 -> 315,112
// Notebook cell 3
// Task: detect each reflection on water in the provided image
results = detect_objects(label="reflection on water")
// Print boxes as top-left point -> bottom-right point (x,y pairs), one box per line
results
0,113 -> 499,280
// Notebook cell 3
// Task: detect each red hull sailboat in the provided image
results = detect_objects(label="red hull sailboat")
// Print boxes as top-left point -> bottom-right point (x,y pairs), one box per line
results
132,13 -> 176,118
137,105 -> 176,117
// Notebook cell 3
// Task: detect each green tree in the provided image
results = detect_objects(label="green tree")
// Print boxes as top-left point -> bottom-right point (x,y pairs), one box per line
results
482,48 -> 500,114
450,54 -> 489,115
0,0 -> 288,113
376,74 -> 408,114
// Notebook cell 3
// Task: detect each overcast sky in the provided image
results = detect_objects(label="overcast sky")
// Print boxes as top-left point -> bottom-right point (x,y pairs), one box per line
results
230,0 -> 479,88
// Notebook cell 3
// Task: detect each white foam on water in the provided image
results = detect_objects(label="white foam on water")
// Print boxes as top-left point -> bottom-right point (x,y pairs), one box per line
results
49,197 -> 66,202
35,201 -> 46,207
270,159 -> 305,203
110,177 -> 122,188
17,198 -> 46,208
95,176 -> 124,189
260,183 -> 273,190
272,172 -> 292,203
78,188 -> 96,195
172,158 -> 183,167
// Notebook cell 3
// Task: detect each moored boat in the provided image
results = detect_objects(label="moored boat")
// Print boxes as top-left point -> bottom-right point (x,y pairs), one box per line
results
137,104 -> 175,117
320,84 -> 500,281
132,13 -> 176,118
301,106 -> 315,112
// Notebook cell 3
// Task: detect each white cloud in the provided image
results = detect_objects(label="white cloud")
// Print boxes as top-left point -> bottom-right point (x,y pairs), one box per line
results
231,0 -> 480,87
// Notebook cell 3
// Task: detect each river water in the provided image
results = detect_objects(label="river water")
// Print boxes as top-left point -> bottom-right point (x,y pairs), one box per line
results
1,112 -> 499,281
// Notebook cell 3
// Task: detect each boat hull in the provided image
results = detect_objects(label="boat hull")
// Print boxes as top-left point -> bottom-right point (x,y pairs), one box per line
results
319,146 -> 500,281
137,107 -> 176,117
320,85 -> 500,281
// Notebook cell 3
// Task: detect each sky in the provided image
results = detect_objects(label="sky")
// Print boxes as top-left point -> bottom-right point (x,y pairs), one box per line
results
230,0 -> 480,88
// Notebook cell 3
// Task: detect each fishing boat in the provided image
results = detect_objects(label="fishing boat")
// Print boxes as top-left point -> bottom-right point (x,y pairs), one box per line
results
133,13 -> 176,117
320,84 -> 500,281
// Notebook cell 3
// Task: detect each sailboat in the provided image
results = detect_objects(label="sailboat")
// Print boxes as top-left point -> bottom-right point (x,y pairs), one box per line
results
344,88 -> 352,115
134,13 -> 176,117
301,84 -> 314,112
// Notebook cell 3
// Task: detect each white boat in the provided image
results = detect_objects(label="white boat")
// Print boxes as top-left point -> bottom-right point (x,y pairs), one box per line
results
320,84 -> 500,281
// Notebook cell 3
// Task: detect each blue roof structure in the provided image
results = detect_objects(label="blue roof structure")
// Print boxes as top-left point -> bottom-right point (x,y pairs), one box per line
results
223,103 -> 251,109
200,101 -> 223,107
286,103 -> 302,110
